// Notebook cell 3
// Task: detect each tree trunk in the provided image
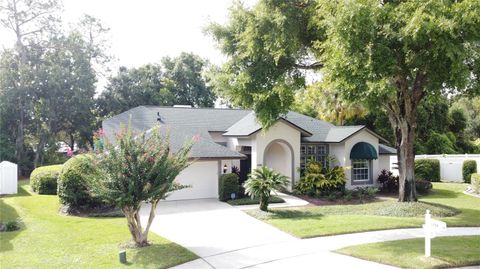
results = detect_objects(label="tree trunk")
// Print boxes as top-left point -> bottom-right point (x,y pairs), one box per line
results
386,72 -> 425,202
122,203 -> 160,247
259,195 -> 269,211
396,119 -> 417,202
33,134 -> 47,168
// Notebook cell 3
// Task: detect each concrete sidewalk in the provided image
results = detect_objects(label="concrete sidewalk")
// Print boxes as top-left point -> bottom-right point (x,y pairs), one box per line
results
172,227 -> 480,269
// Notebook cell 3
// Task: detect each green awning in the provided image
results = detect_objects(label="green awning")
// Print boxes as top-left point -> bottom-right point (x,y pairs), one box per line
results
350,142 -> 378,160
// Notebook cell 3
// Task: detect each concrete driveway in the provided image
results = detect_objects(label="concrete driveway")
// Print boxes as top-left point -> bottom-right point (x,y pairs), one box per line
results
140,199 -> 296,258
140,198 -> 401,269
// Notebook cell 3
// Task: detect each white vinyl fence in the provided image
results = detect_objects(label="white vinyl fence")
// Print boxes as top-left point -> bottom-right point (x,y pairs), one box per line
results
0,161 -> 18,194
390,154 -> 480,182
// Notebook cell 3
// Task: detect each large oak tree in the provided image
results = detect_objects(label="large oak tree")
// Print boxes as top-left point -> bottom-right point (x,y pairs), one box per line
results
208,0 -> 480,201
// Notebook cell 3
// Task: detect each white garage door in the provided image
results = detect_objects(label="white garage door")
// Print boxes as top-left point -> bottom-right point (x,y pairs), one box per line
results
166,161 -> 219,200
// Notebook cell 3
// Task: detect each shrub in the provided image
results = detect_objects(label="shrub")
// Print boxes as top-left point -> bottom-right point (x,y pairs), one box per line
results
415,179 -> 433,195
244,167 -> 289,211
5,220 -> 20,231
347,187 -> 378,202
58,154 -> 102,209
415,159 -> 440,182
377,169 -> 399,193
462,160 -> 477,183
218,173 -> 240,201
294,159 -> 346,196
471,173 -> 480,194
30,164 -> 63,194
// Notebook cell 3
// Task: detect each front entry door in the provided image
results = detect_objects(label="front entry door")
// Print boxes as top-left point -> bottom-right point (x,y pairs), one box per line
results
239,154 -> 252,185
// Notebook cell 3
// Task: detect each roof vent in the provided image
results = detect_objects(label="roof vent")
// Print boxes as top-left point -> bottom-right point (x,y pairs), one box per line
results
173,105 -> 192,108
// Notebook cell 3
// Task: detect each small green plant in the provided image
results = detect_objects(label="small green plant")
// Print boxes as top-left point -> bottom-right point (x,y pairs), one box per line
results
244,167 -> 289,211
415,159 -> 440,182
348,187 -> 378,203
294,159 -> 346,196
471,173 -> 480,194
30,164 -> 63,194
415,179 -> 433,194
218,173 -> 240,201
2,219 -> 21,232
462,160 -> 477,183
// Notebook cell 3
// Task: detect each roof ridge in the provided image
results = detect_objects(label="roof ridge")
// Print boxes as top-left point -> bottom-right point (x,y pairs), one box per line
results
144,105 -> 252,111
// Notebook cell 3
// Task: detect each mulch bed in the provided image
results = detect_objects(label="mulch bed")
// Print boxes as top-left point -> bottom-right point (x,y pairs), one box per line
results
293,194 -> 380,206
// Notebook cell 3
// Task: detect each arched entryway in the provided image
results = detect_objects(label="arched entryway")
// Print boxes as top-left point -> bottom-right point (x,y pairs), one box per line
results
263,139 -> 294,186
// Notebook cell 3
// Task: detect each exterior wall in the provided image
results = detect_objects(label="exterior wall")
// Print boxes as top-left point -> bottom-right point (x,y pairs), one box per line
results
379,155 -> 392,173
264,142 -> 292,183
343,130 -> 380,189
252,121 -> 301,189
166,161 -> 220,200
329,143 -> 346,167
0,161 -> 18,195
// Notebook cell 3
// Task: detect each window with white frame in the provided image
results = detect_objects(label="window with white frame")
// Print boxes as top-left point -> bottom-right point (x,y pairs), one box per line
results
352,159 -> 370,181
300,144 -> 328,170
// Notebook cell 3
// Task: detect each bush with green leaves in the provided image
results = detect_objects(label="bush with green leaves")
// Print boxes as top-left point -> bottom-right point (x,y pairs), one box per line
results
471,174 -> 480,194
415,159 -> 440,182
30,164 -> 63,194
218,173 -> 240,201
244,167 -> 289,211
294,159 -> 346,196
57,154 -> 102,209
346,187 -> 378,202
415,179 -> 433,195
462,160 -> 477,183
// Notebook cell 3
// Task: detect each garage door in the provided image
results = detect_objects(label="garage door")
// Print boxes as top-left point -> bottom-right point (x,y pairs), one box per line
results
166,161 -> 219,200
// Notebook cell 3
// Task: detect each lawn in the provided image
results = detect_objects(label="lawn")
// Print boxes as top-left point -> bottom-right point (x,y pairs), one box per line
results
337,236 -> 480,269
0,181 -> 197,269
247,183 -> 480,238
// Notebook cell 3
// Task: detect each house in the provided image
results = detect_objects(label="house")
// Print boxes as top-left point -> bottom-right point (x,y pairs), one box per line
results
103,106 -> 396,200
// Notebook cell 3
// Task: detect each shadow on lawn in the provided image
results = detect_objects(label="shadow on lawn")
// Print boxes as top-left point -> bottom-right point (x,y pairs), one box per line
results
0,199 -> 22,252
269,209 -> 323,220
429,188 -> 460,199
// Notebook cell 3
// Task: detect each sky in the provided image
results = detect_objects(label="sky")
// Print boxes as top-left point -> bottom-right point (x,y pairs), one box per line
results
0,0 -> 257,71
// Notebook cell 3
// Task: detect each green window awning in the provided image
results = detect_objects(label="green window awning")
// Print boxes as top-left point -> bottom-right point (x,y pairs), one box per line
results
350,142 -> 378,160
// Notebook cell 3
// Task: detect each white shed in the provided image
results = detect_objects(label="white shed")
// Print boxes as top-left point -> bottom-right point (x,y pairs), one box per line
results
0,161 -> 18,194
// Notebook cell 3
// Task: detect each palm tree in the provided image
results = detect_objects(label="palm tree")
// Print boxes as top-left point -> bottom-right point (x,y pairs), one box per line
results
244,167 -> 289,211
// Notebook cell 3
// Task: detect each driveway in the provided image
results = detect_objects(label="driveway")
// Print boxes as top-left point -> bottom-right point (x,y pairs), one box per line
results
140,198 -> 401,269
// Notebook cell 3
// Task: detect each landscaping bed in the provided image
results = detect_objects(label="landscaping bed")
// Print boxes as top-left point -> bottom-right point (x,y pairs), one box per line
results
227,195 -> 285,206
337,235 -> 480,269
0,181 -> 197,268
246,183 -> 479,238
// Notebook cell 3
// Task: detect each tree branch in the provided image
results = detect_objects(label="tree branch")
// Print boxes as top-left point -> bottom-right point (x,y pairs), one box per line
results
293,62 -> 323,70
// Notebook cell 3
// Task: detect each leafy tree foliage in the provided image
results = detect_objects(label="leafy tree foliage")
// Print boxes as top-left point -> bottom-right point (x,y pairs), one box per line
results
97,53 -> 215,117
94,125 -> 193,247
162,52 -> 215,107
210,0 -> 480,201
244,167 -> 289,211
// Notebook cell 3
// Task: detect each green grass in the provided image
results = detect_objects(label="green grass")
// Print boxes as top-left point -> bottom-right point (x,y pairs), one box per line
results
247,183 -> 480,238
227,196 -> 285,206
337,236 -> 480,269
0,181 -> 197,269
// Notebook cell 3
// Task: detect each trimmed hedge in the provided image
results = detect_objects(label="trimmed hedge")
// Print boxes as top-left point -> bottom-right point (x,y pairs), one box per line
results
218,173 -> 240,201
462,160 -> 477,183
30,164 -> 63,194
471,173 -> 480,194
415,159 -> 440,182
58,154 -> 102,209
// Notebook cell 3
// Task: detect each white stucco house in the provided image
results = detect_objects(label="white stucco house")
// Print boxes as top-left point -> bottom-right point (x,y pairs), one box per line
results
103,106 -> 396,200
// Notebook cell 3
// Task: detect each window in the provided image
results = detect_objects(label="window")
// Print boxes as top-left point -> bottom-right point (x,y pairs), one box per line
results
300,144 -> 328,170
352,159 -> 370,181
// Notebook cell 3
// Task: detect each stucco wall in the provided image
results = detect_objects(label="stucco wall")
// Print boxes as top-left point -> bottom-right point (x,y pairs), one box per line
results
329,143 -> 346,167
379,155 -> 392,173
253,120 -> 301,188
166,161 -> 219,200
343,129 -> 380,189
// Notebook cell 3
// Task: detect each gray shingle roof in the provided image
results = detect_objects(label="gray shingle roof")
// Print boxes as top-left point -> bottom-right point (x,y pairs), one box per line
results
102,106 -> 389,158
379,144 -> 397,155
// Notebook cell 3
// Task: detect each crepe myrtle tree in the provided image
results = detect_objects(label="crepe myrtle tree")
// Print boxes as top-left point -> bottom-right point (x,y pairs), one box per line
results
244,167 -> 289,211
94,125 -> 195,247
